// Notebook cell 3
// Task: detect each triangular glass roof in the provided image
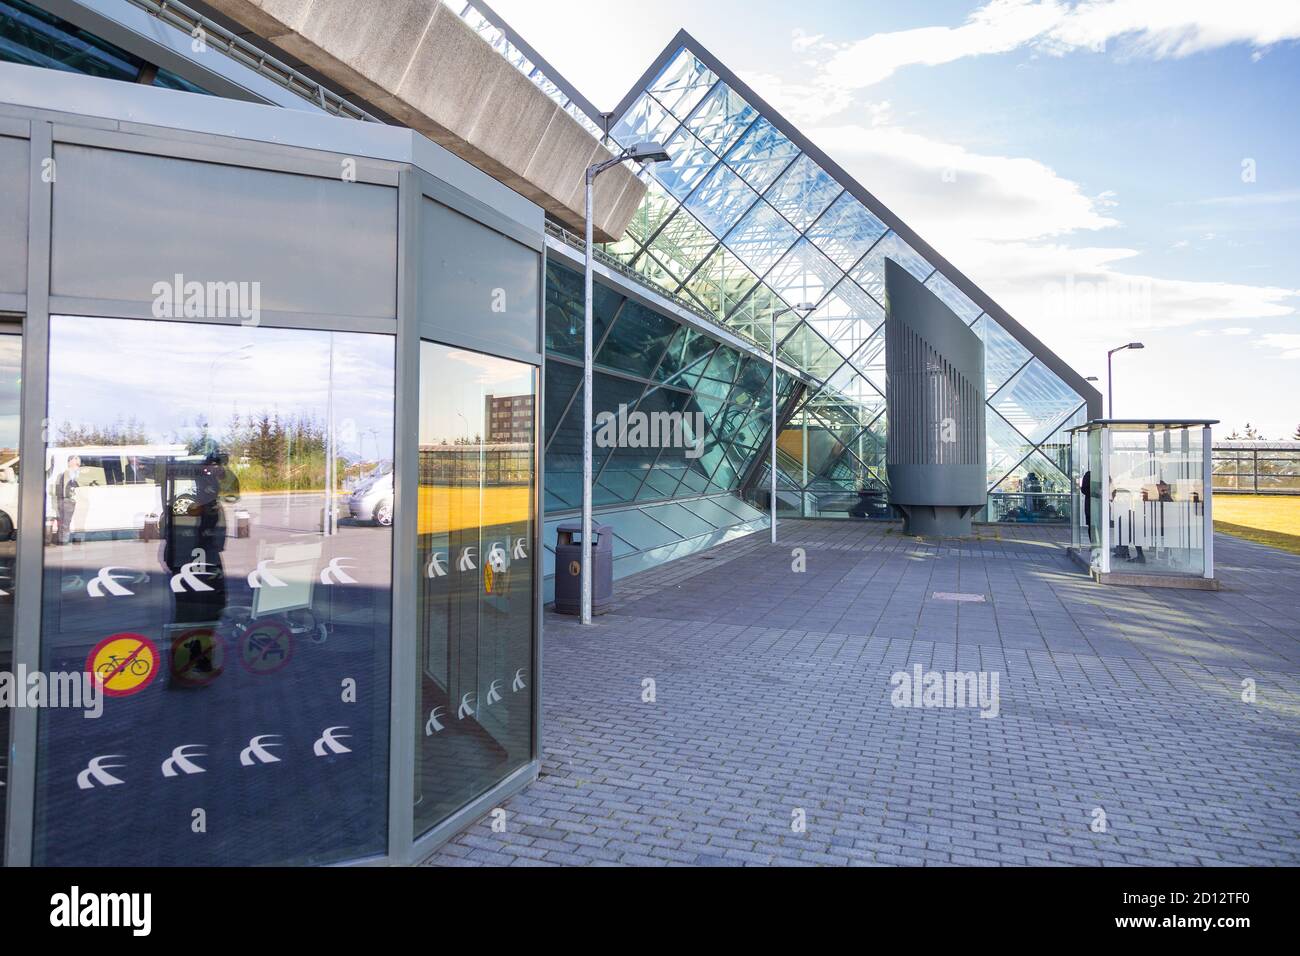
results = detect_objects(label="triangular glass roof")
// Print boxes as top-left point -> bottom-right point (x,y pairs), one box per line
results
605,40 -> 1094,501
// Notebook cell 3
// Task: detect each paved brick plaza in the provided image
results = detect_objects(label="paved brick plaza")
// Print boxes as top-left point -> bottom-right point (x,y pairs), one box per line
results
425,520 -> 1300,866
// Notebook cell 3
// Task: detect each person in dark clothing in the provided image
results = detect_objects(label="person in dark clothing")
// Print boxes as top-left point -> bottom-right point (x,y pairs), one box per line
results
1080,470 -> 1091,531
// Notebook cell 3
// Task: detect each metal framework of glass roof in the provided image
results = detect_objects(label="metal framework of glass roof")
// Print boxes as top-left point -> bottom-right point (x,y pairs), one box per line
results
602,35 -> 1101,521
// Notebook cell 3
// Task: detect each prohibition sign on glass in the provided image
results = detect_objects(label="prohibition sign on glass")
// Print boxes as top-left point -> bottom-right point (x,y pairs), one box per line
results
171,627 -> 226,686
85,632 -> 161,698
239,620 -> 293,675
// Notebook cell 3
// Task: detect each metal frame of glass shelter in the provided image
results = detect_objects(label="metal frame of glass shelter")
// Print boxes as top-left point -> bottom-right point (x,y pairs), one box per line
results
1067,419 -> 1218,589
0,65 -> 546,867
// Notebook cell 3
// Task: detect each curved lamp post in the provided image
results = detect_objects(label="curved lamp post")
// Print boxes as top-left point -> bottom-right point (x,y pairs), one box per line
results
581,141 -> 671,625
1106,342 -> 1144,417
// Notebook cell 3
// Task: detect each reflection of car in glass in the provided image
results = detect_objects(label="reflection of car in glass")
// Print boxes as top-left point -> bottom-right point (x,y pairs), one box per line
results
348,470 -> 393,527
0,454 -> 18,539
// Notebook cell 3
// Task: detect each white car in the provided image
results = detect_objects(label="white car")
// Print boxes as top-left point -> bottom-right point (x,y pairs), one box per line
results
348,470 -> 393,527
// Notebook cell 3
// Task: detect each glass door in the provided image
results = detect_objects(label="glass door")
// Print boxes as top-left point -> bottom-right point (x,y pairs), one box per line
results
0,325 -> 19,857
415,341 -> 536,836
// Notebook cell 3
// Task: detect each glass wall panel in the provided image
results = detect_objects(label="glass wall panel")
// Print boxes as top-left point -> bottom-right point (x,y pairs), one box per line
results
415,343 -> 535,836
764,155 -> 841,230
34,316 -> 394,865
0,329 -> 18,852
596,300 -> 677,379
723,119 -> 799,193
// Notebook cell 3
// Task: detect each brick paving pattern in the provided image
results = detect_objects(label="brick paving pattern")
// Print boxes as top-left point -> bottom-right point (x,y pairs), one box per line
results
424,521 -> 1300,866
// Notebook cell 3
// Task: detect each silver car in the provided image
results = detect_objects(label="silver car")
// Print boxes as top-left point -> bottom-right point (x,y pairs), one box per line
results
348,471 -> 393,527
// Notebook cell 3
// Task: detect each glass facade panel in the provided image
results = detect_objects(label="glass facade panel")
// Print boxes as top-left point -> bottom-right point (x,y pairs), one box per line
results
850,231 -> 933,303
0,330 -> 17,849
647,47 -> 716,121
764,155 -> 841,231
723,201 -> 800,277
649,208 -> 718,283
34,316 -> 394,865
924,272 -> 983,326
723,118 -> 799,193
765,238 -> 843,311
415,343 -> 535,836
683,162 -> 760,236
805,193 -> 887,270
684,82 -> 757,155
595,299 -> 677,379
655,127 -> 718,201
991,359 -> 1086,446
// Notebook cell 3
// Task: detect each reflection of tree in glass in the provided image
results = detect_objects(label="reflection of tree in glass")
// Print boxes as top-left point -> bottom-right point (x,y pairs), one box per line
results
55,417 -> 150,446
55,408 -> 386,495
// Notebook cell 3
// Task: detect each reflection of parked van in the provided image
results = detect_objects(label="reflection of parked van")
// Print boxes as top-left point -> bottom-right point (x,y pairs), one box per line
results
46,444 -> 188,538
0,454 -> 18,539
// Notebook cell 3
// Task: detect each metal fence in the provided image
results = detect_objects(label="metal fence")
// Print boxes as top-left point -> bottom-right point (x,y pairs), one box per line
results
1212,440 -> 1300,494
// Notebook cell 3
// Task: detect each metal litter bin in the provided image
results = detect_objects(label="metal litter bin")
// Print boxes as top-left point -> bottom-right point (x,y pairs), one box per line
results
554,522 -> 613,615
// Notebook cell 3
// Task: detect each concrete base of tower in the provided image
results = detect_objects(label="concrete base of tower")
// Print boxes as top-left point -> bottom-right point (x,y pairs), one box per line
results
892,503 -> 982,537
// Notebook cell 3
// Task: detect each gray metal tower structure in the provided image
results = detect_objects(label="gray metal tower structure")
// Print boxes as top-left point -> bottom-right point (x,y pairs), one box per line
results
885,260 -> 987,536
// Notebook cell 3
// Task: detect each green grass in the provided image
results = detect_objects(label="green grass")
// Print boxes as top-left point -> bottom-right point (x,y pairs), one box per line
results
1214,494 -> 1300,555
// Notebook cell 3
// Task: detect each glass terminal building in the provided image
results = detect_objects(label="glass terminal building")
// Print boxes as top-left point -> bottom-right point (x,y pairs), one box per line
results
0,0 -> 1100,865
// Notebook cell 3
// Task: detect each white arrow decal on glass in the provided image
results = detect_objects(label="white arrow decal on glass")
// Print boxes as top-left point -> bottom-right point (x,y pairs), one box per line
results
161,744 -> 207,777
170,549 -> 214,593
457,547 -> 477,572
312,726 -> 352,756
425,551 -> 448,578
247,560 -> 287,589
513,537 -> 528,560
87,567 -> 134,598
76,755 -> 126,789
487,542 -> 507,572
512,668 -> 527,692
424,707 -> 446,735
239,734 -> 283,766
319,558 -> 357,585
457,693 -> 476,719
485,679 -> 503,705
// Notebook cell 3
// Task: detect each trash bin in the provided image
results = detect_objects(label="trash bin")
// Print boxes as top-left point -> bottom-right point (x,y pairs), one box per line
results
553,522 -> 613,615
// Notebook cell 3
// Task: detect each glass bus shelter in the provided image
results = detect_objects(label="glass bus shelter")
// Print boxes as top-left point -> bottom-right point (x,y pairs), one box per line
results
1067,420 -> 1218,589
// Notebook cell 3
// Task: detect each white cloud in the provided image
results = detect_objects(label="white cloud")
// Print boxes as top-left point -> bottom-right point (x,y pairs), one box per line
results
823,0 -> 1064,88
807,123 -> 1118,242
798,121 -> 1297,365
817,0 -> 1300,90
1259,333 -> 1300,359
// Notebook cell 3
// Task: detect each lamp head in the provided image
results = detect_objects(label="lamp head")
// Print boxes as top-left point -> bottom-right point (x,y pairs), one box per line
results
1128,342 -> 1145,350
626,141 -> 671,164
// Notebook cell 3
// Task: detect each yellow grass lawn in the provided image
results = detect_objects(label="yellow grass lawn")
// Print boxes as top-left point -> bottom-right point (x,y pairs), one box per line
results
417,484 -> 531,535
1214,494 -> 1300,555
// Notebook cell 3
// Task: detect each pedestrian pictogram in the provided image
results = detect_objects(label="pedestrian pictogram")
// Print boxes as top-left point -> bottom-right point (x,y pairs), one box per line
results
170,627 -> 225,686
85,633 -> 160,698
238,620 -> 293,675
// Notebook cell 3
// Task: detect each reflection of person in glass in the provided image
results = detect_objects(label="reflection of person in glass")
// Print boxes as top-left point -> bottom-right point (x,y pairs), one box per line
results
54,454 -> 81,545
124,455 -> 146,484
164,441 -> 239,625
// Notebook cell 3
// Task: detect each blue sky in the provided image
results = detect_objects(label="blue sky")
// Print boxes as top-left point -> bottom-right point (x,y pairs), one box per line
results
490,0 -> 1300,439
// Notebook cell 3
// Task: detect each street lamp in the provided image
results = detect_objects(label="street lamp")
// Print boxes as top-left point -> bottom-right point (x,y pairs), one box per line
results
770,303 -> 815,544
1106,342 -> 1144,417
581,140 -> 671,625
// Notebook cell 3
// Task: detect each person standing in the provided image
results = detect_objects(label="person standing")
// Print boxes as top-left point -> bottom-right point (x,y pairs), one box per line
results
54,454 -> 81,545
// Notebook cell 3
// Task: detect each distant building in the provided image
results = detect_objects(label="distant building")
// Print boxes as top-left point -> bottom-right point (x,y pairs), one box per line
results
485,393 -> 535,445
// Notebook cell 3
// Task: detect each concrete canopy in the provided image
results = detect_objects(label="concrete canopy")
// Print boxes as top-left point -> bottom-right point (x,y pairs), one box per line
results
203,0 -> 646,242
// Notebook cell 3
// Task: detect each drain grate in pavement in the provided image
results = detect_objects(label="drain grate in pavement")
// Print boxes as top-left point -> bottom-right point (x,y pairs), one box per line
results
932,591 -> 987,602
